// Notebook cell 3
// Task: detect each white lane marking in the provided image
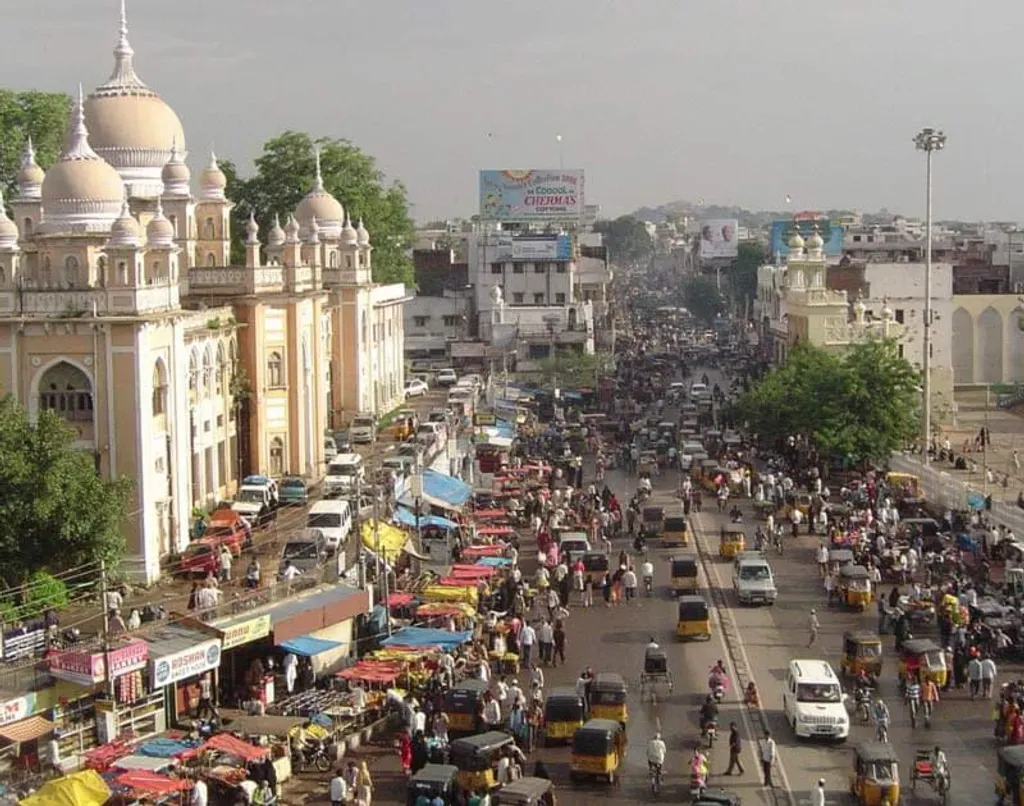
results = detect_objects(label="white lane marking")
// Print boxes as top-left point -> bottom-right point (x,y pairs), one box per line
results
694,509 -> 798,806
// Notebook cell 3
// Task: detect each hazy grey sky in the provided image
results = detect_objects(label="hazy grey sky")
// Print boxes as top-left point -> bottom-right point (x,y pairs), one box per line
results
6,0 -> 1021,222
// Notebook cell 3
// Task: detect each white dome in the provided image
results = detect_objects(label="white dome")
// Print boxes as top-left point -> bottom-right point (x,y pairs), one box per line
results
40,86 -> 125,234
107,199 -> 141,248
356,218 -> 370,247
284,214 -> 300,243
245,211 -> 259,244
295,149 -> 343,238
84,3 -> 186,198
16,138 -> 44,200
200,151 -> 226,200
146,198 -> 174,247
161,138 -> 190,197
306,216 -> 321,245
340,214 -> 358,247
267,214 -> 285,247
0,190 -> 19,250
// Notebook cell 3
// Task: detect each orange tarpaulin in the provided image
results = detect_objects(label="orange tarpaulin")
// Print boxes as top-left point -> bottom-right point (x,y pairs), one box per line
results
470,509 -> 508,520
386,592 -> 416,607
450,564 -> 495,578
438,577 -> 478,587
203,733 -> 270,762
337,660 -> 403,683
115,770 -> 191,797
462,545 -> 504,558
476,526 -> 515,537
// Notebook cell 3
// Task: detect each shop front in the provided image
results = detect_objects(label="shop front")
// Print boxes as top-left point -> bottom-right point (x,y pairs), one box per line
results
210,613 -> 274,707
0,688 -> 57,774
144,625 -> 222,725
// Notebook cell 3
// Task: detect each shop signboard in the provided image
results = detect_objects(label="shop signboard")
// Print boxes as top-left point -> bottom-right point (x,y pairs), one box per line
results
495,235 -> 574,262
473,413 -> 496,427
49,640 -> 149,687
150,638 -> 221,688
219,614 -> 272,650
0,692 -> 39,727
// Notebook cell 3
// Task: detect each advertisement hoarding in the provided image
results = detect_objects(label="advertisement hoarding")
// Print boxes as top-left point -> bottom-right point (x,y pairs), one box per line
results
150,638 -> 221,688
479,170 -> 584,222
495,235 -> 574,262
770,218 -> 844,257
49,640 -> 149,686
218,614 -> 272,650
699,219 -> 739,259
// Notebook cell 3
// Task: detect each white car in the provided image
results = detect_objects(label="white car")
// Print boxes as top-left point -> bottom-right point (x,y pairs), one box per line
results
782,659 -> 849,740
404,378 -> 429,398
436,368 -> 458,387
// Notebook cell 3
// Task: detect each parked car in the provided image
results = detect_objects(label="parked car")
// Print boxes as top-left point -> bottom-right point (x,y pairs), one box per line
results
404,378 -> 429,398
203,508 -> 250,551
231,483 -> 277,526
180,538 -> 224,577
349,414 -> 377,444
277,529 -> 329,577
332,430 -> 351,452
324,436 -> 338,463
278,476 -> 309,506
436,368 -> 458,387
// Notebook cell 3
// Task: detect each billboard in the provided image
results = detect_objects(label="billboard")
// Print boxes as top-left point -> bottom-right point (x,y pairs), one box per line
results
496,235 -> 574,262
479,170 -> 584,222
770,218 -> 844,258
699,219 -> 739,259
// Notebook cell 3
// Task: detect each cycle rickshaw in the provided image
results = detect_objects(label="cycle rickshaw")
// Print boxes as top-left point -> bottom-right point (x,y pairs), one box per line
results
639,645 -> 674,703
910,749 -> 950,805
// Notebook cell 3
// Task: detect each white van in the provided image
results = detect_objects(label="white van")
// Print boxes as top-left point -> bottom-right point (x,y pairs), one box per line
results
349,413 -> 377,445
306,500 -> 353,551
324,453 -> 365,497
781,659 -> 849,739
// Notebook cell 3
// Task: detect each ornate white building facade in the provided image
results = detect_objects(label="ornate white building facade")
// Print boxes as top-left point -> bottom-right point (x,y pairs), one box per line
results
0,4 -> 406,581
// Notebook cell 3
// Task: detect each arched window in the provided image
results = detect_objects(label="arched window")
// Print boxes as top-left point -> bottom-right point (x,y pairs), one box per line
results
39,256 -> 51,286
267,351 -> 284,389
152,361 -> 167,416
188,351 -> 199,401
22,218 -> 32,236
345,255 -> 352,269
64,256 -> 79,287
38,361 -> 93,423
96,257 -> 107,287
269,437 -> 285,477
206,253 -> 216,267
358,252 -> 366,268
215,343 -> 225,396
202,347 -> 214,397
329,251 -> 338,268
117,261 -> 128,285
203,217 -> 215,239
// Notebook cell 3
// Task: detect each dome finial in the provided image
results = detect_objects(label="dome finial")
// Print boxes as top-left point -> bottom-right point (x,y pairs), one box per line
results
97,0 -> 148,94
61,84 -> 100,162
313,147 -> 324,192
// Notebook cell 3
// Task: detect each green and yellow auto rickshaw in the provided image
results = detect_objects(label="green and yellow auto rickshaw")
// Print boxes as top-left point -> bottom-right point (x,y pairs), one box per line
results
543,687 -> 586,744
570,719 -> 626,784
406,764 -> 458,806
589,672 -> 628,725
839,564 -> 873,610
670,555 -> 699,595
996,744 -> 1024,806
449,731 -> 516,792
840,631 -> 883,680
850,742 -> 901,806
719,526 -> 745,560
662,515 -> 690,547
677,595 -> 712,640
494,777 -> 554,806
443,679 -> 489,736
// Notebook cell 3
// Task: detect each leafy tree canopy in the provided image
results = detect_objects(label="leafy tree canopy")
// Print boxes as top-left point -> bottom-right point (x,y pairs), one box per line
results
0,90 -> 69,200
730,241 -> 766,306
736,340 -> 920,463
225,132 -> 415,285
681,276 -> 726,324
538,350 -> 600,387
592,215 -> 653,265
0,397 -> 132,585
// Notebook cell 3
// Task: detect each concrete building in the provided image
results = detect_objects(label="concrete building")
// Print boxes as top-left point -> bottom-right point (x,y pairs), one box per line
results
403,291 -> 472,363
0,7 -> 406,580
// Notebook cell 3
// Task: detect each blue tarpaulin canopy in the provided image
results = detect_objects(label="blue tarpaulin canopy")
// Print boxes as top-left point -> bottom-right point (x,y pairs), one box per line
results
397,470 -> 472,511
477,556 -> 511,568
393,508 -> 458,530
279,635 -> 344,657
380,626 -> 472,650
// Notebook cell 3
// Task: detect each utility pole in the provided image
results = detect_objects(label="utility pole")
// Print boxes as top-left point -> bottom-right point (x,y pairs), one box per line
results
99,560 -> 115,699
370,489 -> 392,637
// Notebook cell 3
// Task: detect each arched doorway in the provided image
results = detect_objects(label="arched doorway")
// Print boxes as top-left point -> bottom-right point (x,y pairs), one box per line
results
35,360 -> 95,448
951,308 -> 974,384
978,307 -> 1004,384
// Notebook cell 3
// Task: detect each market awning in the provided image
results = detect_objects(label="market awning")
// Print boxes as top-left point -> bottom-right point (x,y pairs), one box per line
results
114,770 -> 190,797
111,754 -> 174,772
393,508 -> 457,530
386,592 -> 416,608
360,519 -> 406,558
19,769 -> 110,806
477,556 -> 511,568
397,470 -> 472,511
0,714 -> 55,743
450,564 -> 496,579
279,635 -> 344,657
337,660 -> 403,684
381,626 -> 472,651
222,713 -> 308,737
203,732 -> 270,762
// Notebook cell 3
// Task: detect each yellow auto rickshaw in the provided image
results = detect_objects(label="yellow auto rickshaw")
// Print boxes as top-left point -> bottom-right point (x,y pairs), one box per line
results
494,776 -> 554,806
785,492 -> 813,519
406,764 -> 458,806
543,687 -> 586,744
582,552 -> 610,586
839,564 -> 873,610
719,526 -> 746,560
642,506 -> 665,538
840,631 -> 883,680
662,515 -> 689,547
589,673 -> 628,725
851,742 -> 901,806
677,595 -> 712,640
898,638 -> 948,687
670,555 -> 699,595
829,548 -> 855,575
443,679 -> 490,735
996,744 -> 1024,806
393,409 -> 419,440
570,718 -> 626,784
449,731 -> 516,792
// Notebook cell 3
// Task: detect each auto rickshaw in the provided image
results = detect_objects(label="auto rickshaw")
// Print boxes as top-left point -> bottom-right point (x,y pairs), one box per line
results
851,742 -> 901,806
996,744 -> 1024,806
449,731 -> 516,792
719,526 -> 746,560
670,555 -> 699,595
589,673 -> 629,725
662,515 -> 689,547
677,594 -> 712,640
406,764 -> 458,806
642,506 -> 665,538
785,492 -> 813,519
840,631 -> 883,680
494,776 -> 554,806
570,718 -> 626,784
839,564 -> 873,610
443,679 -> 490,735
828,548 -> 854,574
898,638 -> 948,687
393,409 -> 419,441
581,552 -> 610,585
543,687 -> 586,744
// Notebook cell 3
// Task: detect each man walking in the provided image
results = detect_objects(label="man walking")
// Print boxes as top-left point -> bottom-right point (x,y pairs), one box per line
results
808,609 -> 820,647
724,722 -> 745,776
758,729 -> 776,788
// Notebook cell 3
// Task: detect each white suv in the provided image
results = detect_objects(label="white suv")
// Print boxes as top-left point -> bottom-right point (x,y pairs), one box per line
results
782,659 -> 849,740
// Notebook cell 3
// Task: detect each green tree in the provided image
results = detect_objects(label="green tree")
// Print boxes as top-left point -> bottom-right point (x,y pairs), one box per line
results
737,340 -> 920,463
227,131 -> 414,285
592,215 -> 653,264
730,241 -> 766,307
681,276 -> 726,324
538,350 -> 600,387
0,90 -> 70,199
0,397 -> 132,585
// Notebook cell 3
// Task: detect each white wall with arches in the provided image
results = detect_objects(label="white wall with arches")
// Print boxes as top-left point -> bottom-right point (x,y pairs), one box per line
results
950,295 -> 1024,385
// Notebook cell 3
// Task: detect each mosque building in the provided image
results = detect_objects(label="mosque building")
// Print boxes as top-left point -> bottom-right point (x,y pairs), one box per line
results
0,4 -> 408,582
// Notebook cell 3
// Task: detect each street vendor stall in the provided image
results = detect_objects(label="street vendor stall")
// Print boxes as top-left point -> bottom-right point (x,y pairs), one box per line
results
113,768 -> 191,802
462,544 -> 505,559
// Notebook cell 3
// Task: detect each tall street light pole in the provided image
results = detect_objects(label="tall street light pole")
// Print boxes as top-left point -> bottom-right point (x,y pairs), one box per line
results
914,127 -> 946,465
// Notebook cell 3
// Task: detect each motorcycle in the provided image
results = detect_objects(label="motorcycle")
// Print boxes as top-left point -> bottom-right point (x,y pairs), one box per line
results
644,575 -> 653,596
854,689 -> 872,723
772,529 -> 784,555
875,721 -> 889,743
703,720 -> 718,747
293,740 -> 332,773
649,763 -> 663,796
689,771 -> 707,799
709,673 -> 726,703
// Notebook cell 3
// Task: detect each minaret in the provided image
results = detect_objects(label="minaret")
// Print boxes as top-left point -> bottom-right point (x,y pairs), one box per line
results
0,190 -> 21,287
266,214 -> 285,266
105,195 -> 143,288
282,214 -> 302,268
244,211 -> 261,269
11,137 -> 44,241
195,149 -> 232,266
